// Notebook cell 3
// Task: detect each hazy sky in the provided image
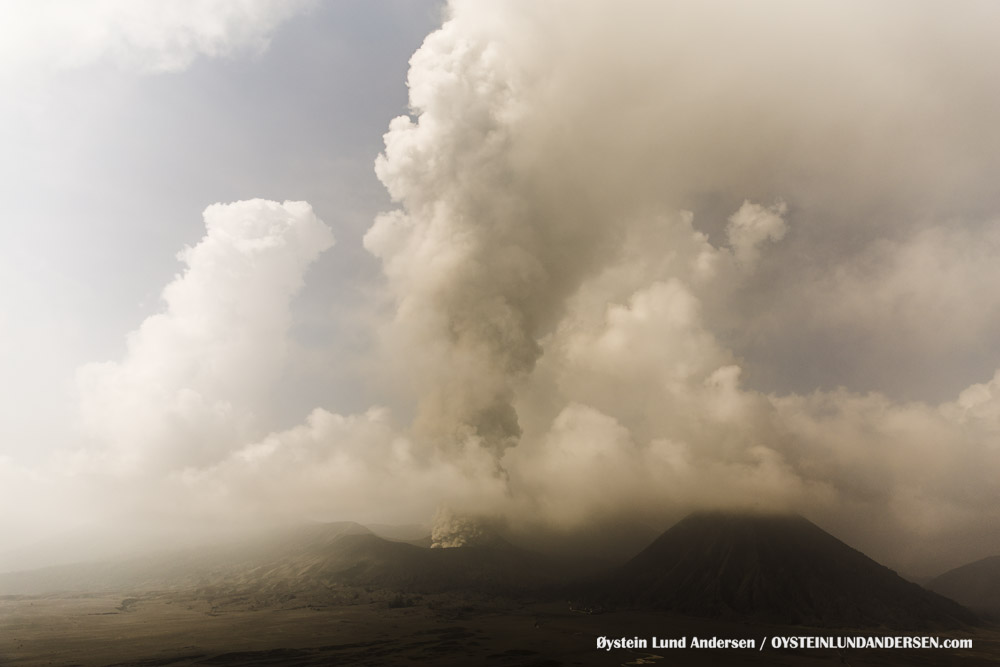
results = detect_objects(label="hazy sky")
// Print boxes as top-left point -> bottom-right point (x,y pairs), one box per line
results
3,0 -> 1000,577
0,0 -> 442,459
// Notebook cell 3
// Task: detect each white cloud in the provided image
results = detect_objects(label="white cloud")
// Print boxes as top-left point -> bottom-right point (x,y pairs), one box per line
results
0,0 -> 313,77
76,199 -> 333,472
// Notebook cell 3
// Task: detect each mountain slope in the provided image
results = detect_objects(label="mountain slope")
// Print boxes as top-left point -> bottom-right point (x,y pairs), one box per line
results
929,555 -> 1000,615
0,521 -> 572,599
598,512 -> 977,629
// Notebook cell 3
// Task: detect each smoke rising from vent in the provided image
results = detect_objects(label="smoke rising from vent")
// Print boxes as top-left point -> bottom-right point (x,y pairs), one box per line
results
365,0 -> 1000,571
365,21 -> 626,460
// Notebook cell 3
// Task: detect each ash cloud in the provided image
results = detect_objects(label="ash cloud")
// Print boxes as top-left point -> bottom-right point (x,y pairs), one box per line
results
364,19 -> 626,459
357,0 -> 1000,571
5,1 -> 1000,576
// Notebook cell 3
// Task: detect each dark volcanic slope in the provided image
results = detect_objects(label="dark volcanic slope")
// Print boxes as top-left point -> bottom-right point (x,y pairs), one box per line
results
219,529 -> 570,596
600,512 -> 977,629
929,555 -> 1000,614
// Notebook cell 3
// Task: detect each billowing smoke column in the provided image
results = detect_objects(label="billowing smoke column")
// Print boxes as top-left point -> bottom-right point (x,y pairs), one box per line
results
361,0 -> 1000,559
365,13 -> 625,461
361,1 -> 806,541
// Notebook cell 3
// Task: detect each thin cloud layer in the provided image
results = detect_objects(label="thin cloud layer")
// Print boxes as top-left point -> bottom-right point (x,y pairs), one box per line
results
0,0 -> 313,77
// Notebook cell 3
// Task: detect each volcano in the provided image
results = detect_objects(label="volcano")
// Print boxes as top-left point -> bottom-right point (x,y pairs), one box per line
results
599,512 -> 977,629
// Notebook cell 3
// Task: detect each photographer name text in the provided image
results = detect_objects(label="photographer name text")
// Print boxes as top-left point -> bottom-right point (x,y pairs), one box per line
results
595,635 -> 973,651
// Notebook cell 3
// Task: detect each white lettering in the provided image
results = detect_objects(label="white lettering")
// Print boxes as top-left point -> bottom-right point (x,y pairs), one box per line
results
652,636 -> 686,648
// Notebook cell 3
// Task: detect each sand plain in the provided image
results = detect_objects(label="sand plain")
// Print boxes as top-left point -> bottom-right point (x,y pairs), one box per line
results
2,589 -> 998,666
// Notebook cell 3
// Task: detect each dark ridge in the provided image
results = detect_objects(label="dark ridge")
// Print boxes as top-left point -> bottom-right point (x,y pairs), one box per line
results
212,531 -> 576,597
592,511 -> 978,629
929,554 -> 1000,615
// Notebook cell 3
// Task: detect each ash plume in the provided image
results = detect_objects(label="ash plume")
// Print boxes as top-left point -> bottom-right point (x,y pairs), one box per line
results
364,22 -> 627,461
4,1 -> 1000,576
363,0 -> 1000,570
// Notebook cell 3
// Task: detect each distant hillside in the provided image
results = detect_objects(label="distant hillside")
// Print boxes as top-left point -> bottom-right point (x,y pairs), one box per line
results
0,521 -> 574,599
929,555 -> 1000,615
594,512 -> 977,629
0,521 -> 372,595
